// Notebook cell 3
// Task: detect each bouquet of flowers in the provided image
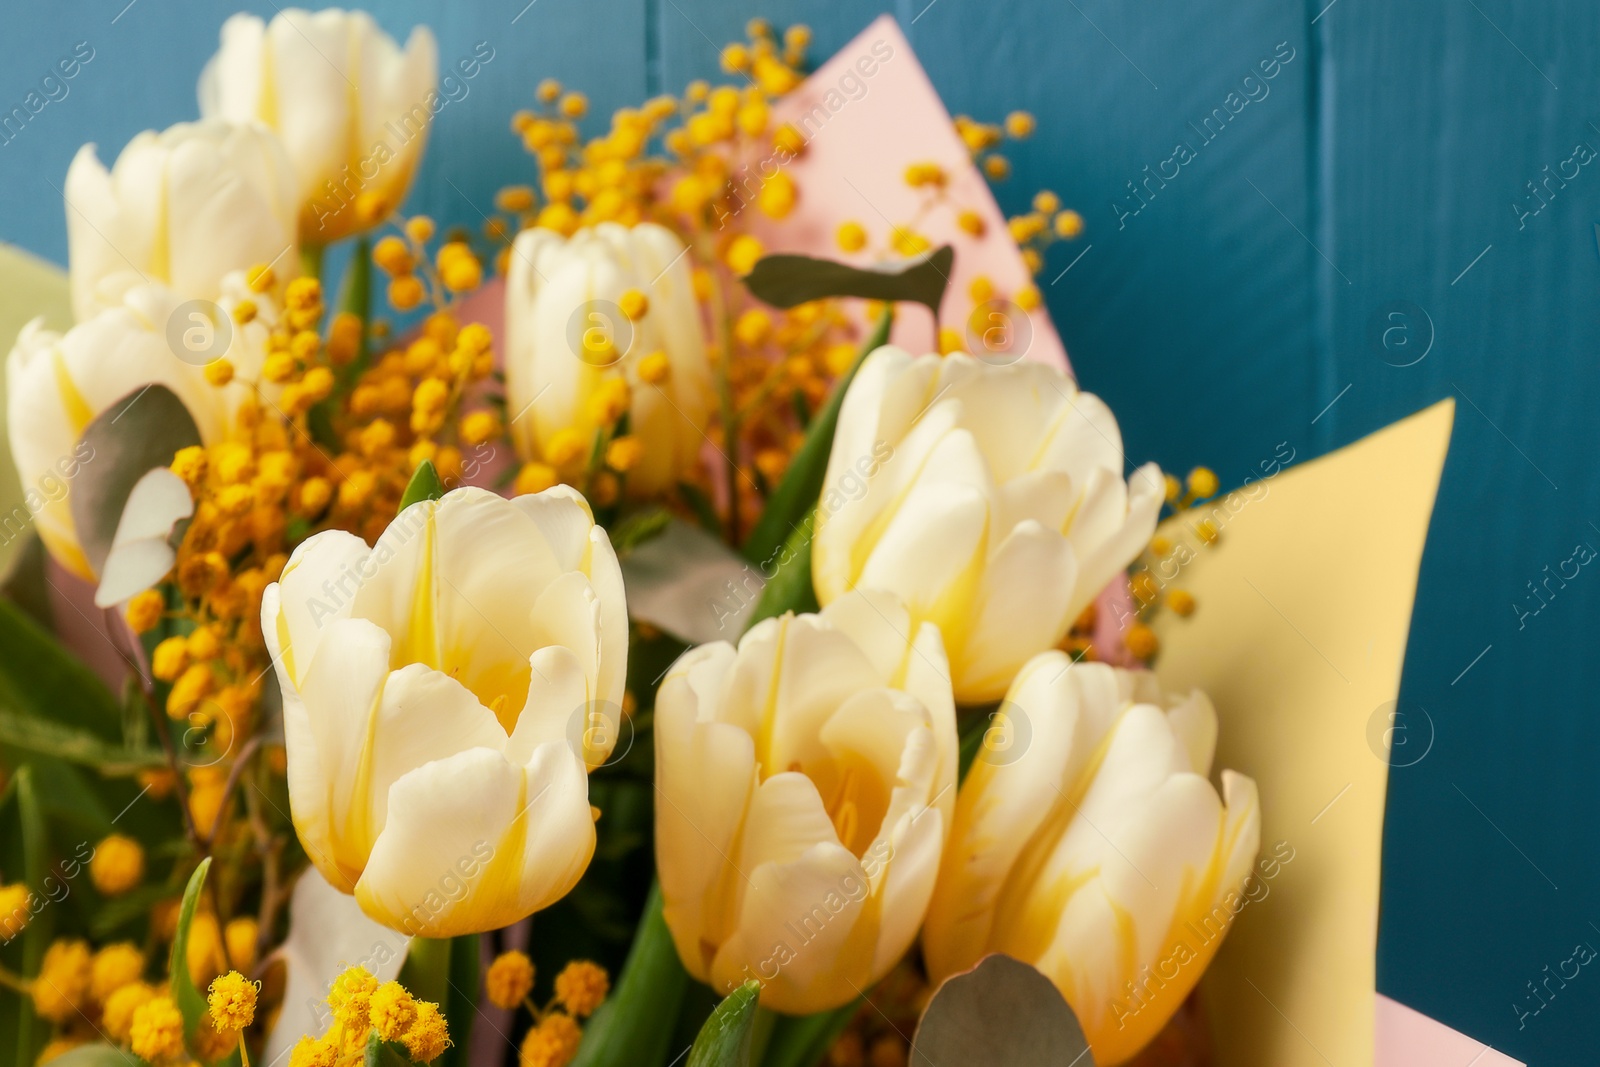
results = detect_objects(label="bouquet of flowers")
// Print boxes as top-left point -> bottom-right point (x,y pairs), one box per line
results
0,8 -> 1462,1067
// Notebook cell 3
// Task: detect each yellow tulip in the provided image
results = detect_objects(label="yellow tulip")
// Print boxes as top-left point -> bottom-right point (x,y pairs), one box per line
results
654,591 -> 956,1014
504,223 -> 713,497
813,347 -> 1163,704
6,275 -> 276,579
64,121 -> 297,322
923,652 -> 1260,1064
200,9 -> 438,243
261,486 -> 627,937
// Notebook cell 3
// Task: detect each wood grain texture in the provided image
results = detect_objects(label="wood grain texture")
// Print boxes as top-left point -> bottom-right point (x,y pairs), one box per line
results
0,0 -> 1590,1060
1329,2 -> 1600,1060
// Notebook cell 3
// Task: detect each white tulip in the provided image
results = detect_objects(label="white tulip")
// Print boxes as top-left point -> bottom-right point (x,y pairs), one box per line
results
261,486 -> 627,937
64,120 -> 297,322
6,274 -> 274,579
654,590 -> 957,1014
199,8 -> 438,244
813,348 -> 1164,704
923,654 -> 1260,1064
505,223 -> 714,497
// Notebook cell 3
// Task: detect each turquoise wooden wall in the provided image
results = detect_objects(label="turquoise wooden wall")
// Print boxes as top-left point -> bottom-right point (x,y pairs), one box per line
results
1,1 -> 1593,1059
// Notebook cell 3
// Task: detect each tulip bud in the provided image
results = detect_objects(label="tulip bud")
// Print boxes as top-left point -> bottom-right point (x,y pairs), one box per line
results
65,121 -> 297,322
261,486 -> 627,936
655,591 -> 957,1014
6,276 -> 277,578
813,347 -> 1163,703
200,9 -> 439,244
923,653 -> 1260,1064
504,223 -> 714,497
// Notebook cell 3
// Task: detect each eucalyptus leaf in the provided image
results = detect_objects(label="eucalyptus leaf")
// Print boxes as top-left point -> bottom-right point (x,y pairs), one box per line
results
687,982 -> 761,1067
0,710 -> 164,775
68,384 -> 201,576
742,247 -> 954,316
909,954 -> 1093,1066
93,467 -> 193,608
740,308 -> 891,567
169,858 -> 213,1041
619,519 -> 760,645
399,459 -> 445,510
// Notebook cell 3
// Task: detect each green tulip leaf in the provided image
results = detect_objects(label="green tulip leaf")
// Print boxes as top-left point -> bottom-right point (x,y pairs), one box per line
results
570,884 -> 689,1067
399,460 -> 445,510
0,534 -> 53,632
67,384 -> 201,577
0,588 -> 121,739
743,516 -> 819,632
742,247 -> 953,315
0,710 -> 164,775
909,954 -> 1093,1066
687,981 -> 761,1067
3,768 -> 51,1065
169,858 -> 213,1041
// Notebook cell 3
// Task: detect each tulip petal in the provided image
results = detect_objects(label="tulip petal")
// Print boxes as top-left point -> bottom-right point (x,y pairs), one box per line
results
957,521 -> 1079,702
856,450 -> 991,637
355,743 -> 595,938
735,615 -> 882,778
711,841 -> 868,1014
1068,463 -> 1165,617
505,642 -> 590,764
867,788 -> 944,976
654,644 -> 758,974
281,617 -> 390,891
362,664 -> 508,844
923,653 -> 1083,980
267,529 -> 372,688
1166,689 -> 1218,776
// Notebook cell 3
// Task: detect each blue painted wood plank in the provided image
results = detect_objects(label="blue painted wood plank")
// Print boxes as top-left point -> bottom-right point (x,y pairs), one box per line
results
1328,1 -> 1600,1060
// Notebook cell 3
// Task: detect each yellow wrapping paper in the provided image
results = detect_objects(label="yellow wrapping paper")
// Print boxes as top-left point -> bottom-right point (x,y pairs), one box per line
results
1151,399 -> 1454,1067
